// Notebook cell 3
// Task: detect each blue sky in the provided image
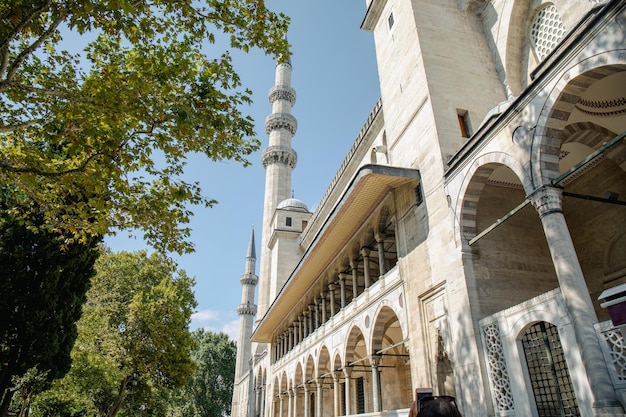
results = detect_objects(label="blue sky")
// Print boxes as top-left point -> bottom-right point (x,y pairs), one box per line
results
106,1 -> 381,340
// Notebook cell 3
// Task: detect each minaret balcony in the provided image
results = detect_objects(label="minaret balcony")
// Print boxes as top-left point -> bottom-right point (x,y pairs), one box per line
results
261,145 -> 297,169
264,112 -> 297,135
237,302 -> 257,316
269,85 -> 296,105
240,273 -> 258,286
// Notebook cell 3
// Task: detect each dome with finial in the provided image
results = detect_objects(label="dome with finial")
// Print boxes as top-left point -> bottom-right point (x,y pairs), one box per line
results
277,197 -> 309,212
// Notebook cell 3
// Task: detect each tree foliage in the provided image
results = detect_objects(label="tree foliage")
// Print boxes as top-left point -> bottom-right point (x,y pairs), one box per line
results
29,249 -> 198,417
0,0 -> 290,253
167,330 -> 236,417
0,186 -> 101,417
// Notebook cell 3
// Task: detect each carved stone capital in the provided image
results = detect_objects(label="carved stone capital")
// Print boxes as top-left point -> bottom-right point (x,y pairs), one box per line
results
529,186 -> 563,218
261,146 -> 297,169
265,112 -> 297,135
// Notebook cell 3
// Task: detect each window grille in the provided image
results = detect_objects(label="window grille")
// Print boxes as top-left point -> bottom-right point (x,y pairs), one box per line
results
530,4 -> 566,61
521,321 -> 580,417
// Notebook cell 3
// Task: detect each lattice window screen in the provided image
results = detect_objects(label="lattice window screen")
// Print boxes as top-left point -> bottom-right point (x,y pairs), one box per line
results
530,4 -> 566,61
481,323 -> 515,412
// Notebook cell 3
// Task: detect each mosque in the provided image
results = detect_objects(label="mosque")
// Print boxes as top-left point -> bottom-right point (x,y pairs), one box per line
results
231,0 -> 626,416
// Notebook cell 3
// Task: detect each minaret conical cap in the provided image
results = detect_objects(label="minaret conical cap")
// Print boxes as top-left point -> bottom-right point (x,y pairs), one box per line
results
246,225 -> 256,260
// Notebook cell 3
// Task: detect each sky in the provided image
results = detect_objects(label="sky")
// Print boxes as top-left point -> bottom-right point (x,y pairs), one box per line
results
105,1 -> 381,340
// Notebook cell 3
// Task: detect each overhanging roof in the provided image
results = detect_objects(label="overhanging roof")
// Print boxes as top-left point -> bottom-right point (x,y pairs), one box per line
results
252,164 -> 421,342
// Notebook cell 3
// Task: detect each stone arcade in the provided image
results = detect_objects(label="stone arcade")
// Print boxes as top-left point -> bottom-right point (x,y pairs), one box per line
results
231,1 -> 626,416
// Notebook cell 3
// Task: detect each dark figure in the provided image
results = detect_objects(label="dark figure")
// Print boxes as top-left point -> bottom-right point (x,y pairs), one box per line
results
415,396 -> 462,417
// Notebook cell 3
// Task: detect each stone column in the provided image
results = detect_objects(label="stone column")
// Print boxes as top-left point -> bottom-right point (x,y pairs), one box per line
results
316,379 -> 324,417
333,372 -> 341,417
376,233 -> 387,276
530,186 -> 620,410
308,305 -> 316,334
303,311 -> 309,338
350,258 -> 358,299
261,384 -> 266,417
279,393 -> 285,417
371,356 -> 382,412
361,248 -> 371,288
281,333 -> 287,358
288,389 -> 293,417
289,326 -> 294,351
314,299 -> 320,329
338,273 -> 347,308
320,293 -> 327,323
329,284 -> 337,317
343,368 -> 352,416
299,317 -> 304,343
303,384 -> 310,417
292,387 -> 299,417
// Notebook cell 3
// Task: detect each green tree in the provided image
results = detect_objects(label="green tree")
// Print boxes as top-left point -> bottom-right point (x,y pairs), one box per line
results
30,250 -> 198,417
0,186 -> 101,416
0,0 -> 290,253
168,330 -> 236,417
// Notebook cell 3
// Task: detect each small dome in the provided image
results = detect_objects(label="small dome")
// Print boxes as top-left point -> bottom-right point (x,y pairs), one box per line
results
277,198 -> 309,212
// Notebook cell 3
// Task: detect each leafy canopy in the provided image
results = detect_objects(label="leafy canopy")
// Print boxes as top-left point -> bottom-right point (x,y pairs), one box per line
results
30,249 -> 198,417
0,0 -> 290,253
167,330 -> 236,417
0,185 -> 101,416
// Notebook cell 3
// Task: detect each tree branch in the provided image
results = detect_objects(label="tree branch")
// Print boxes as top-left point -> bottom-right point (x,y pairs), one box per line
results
1,9 -> 67,86
0,151 -> 105,177
0,0 -> 53,78
0,119 -> 41,133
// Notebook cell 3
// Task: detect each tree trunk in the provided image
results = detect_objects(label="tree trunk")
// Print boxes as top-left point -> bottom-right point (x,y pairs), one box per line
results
106,375 -> 131,417
0,390 -> 13,417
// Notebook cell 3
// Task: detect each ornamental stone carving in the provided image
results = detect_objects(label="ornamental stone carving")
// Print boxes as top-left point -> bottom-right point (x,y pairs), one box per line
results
237,302 -> 257,316
269,85 -> 296,106
240,273 -> 258,286
530,186 -> 563,218
481,322 -> 515,412
265,112 -> 297,135
262,146 -> 297,169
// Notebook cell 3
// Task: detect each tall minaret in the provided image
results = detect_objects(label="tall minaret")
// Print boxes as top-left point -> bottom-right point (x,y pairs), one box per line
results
257,57 -> 297,320
231,227 -> 258,417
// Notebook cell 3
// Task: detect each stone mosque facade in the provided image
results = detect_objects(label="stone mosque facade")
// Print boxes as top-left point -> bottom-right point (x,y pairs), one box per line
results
231,0 -> 626,416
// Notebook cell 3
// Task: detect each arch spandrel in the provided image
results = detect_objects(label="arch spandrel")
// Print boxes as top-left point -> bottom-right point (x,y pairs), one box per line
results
454,154 -> 529,246
345,324 -> 369,367
370,304 -> 407,355
533,61 -> 626,187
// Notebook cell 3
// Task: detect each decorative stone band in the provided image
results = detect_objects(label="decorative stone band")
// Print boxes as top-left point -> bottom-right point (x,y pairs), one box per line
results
240,274 -> 258,286
269,85 -> 296,106
265,112 -> 297,135
237,303 -> 257,316
261,146 -> 297,169
529,186 -> 563,218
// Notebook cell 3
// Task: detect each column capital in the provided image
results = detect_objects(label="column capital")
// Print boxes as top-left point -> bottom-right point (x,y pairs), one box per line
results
375,232 -> 386,242
343,367 -> 352,378
328,283 -> 338,291
529,186 -> 563,218
338,273 -> 348,281
360,247 -> 371,257
370,355 -> 382,367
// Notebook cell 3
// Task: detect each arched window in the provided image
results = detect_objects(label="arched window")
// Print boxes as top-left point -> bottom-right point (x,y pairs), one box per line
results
530,4 -> 566,61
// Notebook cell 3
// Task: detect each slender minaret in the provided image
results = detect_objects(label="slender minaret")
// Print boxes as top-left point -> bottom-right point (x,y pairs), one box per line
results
232,227 -> 258,417
257,56 -> 297,320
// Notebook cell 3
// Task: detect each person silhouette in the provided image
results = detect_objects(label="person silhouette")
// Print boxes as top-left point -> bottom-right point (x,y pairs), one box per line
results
410,395 -> 462,417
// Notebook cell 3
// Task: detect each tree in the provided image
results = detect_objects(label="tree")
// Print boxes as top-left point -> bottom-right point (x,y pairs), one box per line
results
0,1 -> 290,253
30,249 -> 197,417
0,186 -> 101,417
168,330 -> 236,417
